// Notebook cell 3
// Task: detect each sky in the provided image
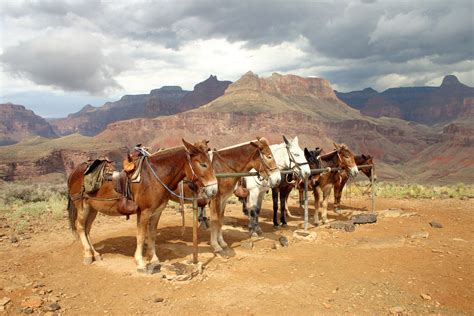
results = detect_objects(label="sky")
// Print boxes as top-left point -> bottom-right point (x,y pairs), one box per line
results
0,0 -> 473,118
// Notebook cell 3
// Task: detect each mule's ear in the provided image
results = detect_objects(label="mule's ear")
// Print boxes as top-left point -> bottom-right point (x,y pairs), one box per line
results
333,142 -> 340,150
293,136 -> 299,144
304,148 -> 310,157
282,135 -> 290,146
250,140 -> 263,149
361,154 -> 367,160
182,139 -> 199,155
206,139 -> 210,144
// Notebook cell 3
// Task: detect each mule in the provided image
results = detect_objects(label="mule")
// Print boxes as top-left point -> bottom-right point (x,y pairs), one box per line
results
242,136 -> 311,233
333,154 -> 375,209
67,139 -> 218,272
302,143 -> 358,225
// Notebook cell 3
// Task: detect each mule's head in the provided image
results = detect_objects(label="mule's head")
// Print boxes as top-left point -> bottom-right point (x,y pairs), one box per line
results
334,143 -> 358,177
357,154 -> 376,180
304,147 -> 323,186
282,135 -> 311,179
251,137 -> 281,188
182,139 -> 218,198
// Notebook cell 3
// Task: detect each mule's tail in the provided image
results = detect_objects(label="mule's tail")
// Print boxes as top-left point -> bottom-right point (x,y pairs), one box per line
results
67,196 -> 78,238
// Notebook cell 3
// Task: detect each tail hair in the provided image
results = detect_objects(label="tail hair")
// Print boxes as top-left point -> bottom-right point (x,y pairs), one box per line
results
67,196 -> 78,238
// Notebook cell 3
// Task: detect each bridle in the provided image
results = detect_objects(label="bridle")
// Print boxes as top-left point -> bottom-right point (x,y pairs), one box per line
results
144,149 -> 215,202
255,147 -> 278,181
285,144 -> 309,178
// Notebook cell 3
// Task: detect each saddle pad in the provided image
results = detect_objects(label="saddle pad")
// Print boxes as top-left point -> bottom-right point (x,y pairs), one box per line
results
131,156 -> 146,183
83,160 -> 107,193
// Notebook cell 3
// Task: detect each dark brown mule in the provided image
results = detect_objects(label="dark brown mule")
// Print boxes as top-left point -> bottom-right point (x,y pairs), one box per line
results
333,154 -> 375,209
169,137 -> 281,255
67,139 -> 217,272
302,143 -> 359,225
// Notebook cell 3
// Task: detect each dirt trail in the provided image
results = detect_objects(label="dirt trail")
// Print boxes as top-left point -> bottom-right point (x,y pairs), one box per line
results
0,196 -> 473,315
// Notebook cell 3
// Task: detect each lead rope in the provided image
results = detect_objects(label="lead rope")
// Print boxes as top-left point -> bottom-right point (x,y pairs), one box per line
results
179,180 -> 186,236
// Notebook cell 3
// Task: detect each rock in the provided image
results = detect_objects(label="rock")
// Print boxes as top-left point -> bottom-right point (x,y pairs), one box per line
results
452,238 -> 467,242
154,297 -> 164,303
43,303 -> 61,312
429,221 -> 443,228
378,209 -> 418,218
21,307 -> 34,314
10,236 -> 18,243
389,306 -> 406,315
409,232 -> 429,239
160,261 -> 203,281
293,230 -> 317,241
352,213 -> 377,224
330,221 -> 355,232
278,236 -> 289,247
241,241 -> 254,250
0,297 -> 11,306
21,295 -> 43,308
420,293 -> 432,300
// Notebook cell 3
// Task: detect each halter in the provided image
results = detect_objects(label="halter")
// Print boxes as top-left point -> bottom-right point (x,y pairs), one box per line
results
284,143 -> 309,178
255,147 -> 278,181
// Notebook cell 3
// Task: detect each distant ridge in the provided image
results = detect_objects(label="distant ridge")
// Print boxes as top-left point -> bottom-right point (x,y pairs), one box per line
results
336,75 -> 474,125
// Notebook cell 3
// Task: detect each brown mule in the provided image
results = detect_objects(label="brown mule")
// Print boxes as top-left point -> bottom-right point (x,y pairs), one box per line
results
302,143 -> 359,225
67,139 -> 217,272
333,154 -> 375,209
170,137 -> 281,255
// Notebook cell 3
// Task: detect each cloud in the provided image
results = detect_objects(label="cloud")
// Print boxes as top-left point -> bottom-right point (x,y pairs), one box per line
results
0,0 -> 473,98
1,28 -> 132,94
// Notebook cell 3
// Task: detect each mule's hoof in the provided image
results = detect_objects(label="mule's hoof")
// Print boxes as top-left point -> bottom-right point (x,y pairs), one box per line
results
199,221 -> 210,231
137,267 -> 148,274
280,223 -> 289,228
215,250 -> 229,258
83,257 -> 94,265
250,231 -> 259,238
147,262 -> 161,274
94,254 -> 103,261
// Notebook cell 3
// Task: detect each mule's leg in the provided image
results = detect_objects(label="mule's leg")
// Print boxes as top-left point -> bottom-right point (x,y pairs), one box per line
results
216,197 -> 229,249
198,206 -> 210,230
209,198 -> 223,253
135,209 -> 151,272
313,187 -> 322,226
320,185 -> 332,224
299,187 -> 304,209
254,191 -> 265,235
280,188 -> 288,227
146,208 -> 164,264
85,208 -> 101,261
77,201 -> 94,264
272,188 -> 279,227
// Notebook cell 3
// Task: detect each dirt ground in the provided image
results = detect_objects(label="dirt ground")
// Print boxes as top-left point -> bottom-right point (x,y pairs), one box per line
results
0,195 -> 473,315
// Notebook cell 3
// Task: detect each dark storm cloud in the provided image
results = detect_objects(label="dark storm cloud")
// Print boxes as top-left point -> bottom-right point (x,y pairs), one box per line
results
1,0 -> 472,92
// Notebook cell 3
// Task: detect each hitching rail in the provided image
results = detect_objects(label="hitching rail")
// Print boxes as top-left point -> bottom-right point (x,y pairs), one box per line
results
190,164 -> 375,263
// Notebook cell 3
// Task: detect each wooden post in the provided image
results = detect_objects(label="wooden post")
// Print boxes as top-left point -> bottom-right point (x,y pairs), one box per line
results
304,177 -> 308,231
192,190 -> 198,264
371,164 -> 375,213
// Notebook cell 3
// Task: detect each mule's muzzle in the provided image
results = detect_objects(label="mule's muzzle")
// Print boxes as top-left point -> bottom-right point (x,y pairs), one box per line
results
268,171 -> 281,188
203,182 -> 218,198
349,166 -> 359,178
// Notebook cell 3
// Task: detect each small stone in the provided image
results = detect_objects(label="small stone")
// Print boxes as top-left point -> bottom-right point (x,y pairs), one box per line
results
43,303 -> 61,311
279,236 -> 289,247
389,306 -> 406,315
154,297 -> 164,303
431,249 -> 443,254
0,297 -> 11,306
452,238 -> 467,242
10,236 -> 18,243
241,241 -> 254,250
21,307 -> 34,314
352,213 -> 377,224
429,221 -> 443,228
420,293 -> 432,300
21,295 -> 43,308
293,230 -> 317,241
322,302 -> 331,309
410,232 -> 429,239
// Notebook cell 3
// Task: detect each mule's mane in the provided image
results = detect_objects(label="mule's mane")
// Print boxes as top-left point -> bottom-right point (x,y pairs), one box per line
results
217,139 -> 258,152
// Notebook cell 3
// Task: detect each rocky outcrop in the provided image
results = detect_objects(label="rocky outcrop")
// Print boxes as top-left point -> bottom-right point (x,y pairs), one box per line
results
336,75 -> 474,125
0,103 -> 57,145
49,76 -> 231,136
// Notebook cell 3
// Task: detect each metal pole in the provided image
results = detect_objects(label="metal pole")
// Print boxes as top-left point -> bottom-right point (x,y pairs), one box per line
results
371,164 -> 375,213
304,177 -> 308,231
192,190 -> 198,264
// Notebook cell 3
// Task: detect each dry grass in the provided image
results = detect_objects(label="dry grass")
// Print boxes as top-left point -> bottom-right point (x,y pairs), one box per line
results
0,181 -> 68,233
